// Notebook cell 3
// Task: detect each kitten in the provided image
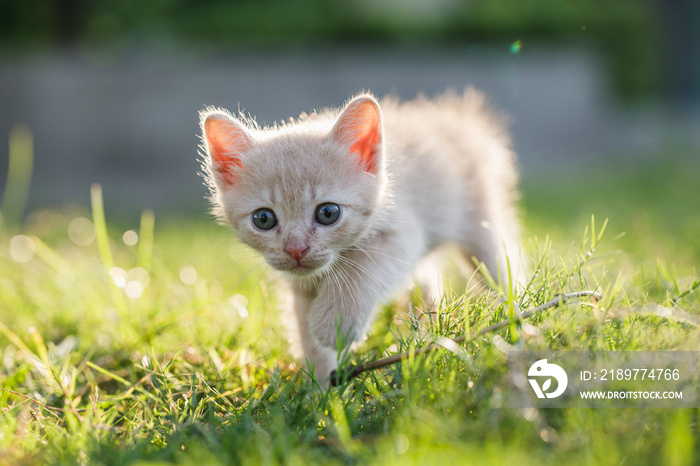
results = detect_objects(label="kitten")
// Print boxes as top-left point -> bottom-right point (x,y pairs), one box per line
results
199,90 -> 523,383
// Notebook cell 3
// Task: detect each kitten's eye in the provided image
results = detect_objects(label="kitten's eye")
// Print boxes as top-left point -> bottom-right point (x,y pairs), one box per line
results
315,203 -> 340,225
252,208 -> 277,231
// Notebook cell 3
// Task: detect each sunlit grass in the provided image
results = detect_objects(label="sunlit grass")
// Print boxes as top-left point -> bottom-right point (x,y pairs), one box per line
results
1,150 -> 699,464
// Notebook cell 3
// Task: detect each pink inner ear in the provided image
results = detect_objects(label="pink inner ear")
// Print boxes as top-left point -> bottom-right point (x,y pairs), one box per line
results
335,100 -> 382,174
204,116 -> 249,185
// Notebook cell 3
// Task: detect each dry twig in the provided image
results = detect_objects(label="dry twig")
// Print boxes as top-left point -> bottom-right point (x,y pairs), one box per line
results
330,291 -> 602,387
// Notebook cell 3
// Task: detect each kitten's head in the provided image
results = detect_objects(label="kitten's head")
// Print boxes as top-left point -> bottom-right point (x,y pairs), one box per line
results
200,94 -> 388,277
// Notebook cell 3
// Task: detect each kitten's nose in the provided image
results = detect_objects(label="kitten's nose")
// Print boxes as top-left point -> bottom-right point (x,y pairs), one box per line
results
285,244 -> 309,262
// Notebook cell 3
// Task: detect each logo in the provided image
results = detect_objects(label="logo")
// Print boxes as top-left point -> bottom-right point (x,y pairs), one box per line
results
528,359 -> 568,398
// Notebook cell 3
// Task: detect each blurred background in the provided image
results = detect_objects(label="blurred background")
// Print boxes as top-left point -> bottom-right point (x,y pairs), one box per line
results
0,0 -> 698,220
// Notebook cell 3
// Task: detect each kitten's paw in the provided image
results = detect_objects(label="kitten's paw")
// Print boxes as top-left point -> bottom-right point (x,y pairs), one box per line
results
303,348 -> 337,386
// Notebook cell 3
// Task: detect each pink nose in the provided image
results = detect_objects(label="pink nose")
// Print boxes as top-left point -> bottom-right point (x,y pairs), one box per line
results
285,245 -> 309,262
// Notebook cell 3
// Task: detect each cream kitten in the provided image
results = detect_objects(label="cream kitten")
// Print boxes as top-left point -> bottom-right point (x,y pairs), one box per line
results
199,90 -> 523,383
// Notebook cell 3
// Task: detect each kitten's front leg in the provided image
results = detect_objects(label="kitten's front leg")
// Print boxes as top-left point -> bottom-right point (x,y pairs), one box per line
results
290,286 -> 338,381
309,233 -> 423,353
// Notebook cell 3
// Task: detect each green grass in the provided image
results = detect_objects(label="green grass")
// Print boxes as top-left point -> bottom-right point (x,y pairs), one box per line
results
1,149 -> 699,465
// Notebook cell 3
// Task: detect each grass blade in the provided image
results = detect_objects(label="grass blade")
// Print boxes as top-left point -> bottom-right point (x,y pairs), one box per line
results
90,183 -> 128,314
1,124 -> 33,227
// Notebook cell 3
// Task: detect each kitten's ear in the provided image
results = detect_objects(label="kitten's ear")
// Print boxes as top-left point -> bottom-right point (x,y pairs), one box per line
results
201,110 -> 252,185
331,95 -> 383,174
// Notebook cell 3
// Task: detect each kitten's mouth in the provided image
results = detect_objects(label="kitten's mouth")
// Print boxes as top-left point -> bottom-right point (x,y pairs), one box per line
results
275,258 -> 329,277
288,264 -> 316,275
289,261 -> 330,276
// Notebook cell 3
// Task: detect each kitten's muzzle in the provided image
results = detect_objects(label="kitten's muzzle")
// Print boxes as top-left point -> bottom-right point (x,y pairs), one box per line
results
276,251 -> 330,276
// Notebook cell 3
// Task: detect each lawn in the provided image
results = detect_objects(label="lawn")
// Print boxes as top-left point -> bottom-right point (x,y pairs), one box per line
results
0,147 -> 699,465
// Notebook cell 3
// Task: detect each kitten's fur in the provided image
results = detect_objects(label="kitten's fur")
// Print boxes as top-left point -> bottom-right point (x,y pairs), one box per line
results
200,90 -> 523,382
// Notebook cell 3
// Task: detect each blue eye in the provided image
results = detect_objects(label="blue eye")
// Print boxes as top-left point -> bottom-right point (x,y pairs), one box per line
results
252,208 -> 277,231
315,203 -> 340,225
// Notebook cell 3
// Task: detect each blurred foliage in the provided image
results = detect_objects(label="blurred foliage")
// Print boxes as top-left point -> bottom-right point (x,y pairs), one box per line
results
0,0 -> 662,100
521,145 -> 700,266
0,148 -> 699,464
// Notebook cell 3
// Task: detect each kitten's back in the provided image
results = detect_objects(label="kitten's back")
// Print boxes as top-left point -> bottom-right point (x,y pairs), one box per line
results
379,90 -> 520,256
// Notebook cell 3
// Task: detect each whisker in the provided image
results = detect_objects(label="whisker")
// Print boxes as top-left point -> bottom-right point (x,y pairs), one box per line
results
333,261 -> 360,313
337,260 -> 395,321
347,245 -> 411,266
202,235 -> 235,256
227,259 -> 268,294
201,244 -> 263,277
336,255 -> 392,299
326,265 -> 339,312
248,265 -> 271,305
329,262 -> 346,314
336,257 -> 383,296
